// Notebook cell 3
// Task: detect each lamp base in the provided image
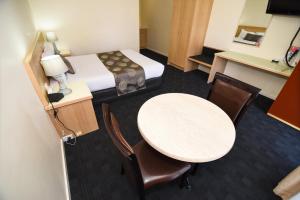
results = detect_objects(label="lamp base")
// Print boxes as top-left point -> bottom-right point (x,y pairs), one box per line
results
59,88 -> 72,95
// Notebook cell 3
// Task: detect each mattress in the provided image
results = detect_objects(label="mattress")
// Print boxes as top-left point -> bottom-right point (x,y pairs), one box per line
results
65,49 -> 165,92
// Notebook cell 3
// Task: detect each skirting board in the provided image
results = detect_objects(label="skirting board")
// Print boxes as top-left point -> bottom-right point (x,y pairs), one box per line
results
267,113 -> 300,131
144,47 -> 168,57
60,140 -> 71,200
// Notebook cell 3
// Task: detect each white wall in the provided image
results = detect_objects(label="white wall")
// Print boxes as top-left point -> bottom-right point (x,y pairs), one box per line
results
239,0 -> 272,27
140,0 -> 173,56
0,1 -> 68,200
29,0 -> 139,55
204,0 -> 300,99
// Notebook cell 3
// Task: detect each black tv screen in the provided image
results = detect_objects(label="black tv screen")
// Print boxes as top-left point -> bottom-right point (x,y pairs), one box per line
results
266,0 -> 300,16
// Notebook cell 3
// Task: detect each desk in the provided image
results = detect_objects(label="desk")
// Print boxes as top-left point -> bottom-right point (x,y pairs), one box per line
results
45,81 -> 99,137
188,47 -> 223,68
188,55 -> 213,68
137,93 -> 236,163
208,51 -> 293,83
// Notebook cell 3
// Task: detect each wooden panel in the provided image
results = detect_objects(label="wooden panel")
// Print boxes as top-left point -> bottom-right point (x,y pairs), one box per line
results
168,0 -> 187,70
168,0 -> 213,72
268,63 -> 300,131
186,0 -> 214,71
48,99 -> 99,137
140,28 -> 147,49
24,32 -> 49,107
235,25 -> 267,37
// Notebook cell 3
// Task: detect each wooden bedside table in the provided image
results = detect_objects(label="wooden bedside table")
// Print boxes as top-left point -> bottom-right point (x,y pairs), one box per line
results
45,81 -> 99,138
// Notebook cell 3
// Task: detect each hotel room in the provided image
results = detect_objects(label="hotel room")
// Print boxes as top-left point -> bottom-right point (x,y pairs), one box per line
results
1,0 -> 300,199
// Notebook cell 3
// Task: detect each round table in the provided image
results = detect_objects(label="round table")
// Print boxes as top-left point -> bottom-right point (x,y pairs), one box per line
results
137,93 -> 236,163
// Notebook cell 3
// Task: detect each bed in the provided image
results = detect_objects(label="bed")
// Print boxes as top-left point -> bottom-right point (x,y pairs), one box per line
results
57,49 -> 165,103
25,32 -> 165,106
33,36 -> 163,104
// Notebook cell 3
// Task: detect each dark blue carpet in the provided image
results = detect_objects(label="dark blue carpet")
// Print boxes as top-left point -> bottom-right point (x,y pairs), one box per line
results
65,49 -> 300,200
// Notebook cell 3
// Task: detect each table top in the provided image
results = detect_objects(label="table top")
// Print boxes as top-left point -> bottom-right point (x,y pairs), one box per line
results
137,93 -> 236,163
215,51 -> 293,78
44,81 -> 92,110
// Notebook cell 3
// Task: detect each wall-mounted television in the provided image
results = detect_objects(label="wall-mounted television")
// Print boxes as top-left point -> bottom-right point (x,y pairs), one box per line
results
266,0 -> 300,16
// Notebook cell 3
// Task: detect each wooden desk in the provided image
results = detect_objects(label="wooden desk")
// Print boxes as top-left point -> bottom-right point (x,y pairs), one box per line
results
188,57 -> 212,68
208,51 -> 293,83
137,93 -> 236,163
188,47 -> 223,68
45,81 -> 99,137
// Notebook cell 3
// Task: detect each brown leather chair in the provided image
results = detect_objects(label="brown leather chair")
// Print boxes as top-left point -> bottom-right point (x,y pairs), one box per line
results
208,72 -> 261,126
192,73 -> 261,175
102,103 -> 192,200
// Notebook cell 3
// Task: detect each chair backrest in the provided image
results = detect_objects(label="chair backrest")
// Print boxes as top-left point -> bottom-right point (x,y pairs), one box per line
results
102,103 -> 135,156
208,72 -> 261,126
102,103 -> 144,191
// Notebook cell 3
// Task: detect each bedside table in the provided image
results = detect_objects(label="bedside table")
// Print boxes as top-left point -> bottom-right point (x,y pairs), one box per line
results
59,49 -> 71,57
45,81 -> 99,138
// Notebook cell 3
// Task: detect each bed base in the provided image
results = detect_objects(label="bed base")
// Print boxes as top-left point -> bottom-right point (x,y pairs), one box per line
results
92,76 -> 164,104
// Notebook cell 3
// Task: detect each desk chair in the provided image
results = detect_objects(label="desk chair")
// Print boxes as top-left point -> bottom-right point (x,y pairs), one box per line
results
208,72 -> 261,126
102,104 -> 192,200
192,72 -> 261,175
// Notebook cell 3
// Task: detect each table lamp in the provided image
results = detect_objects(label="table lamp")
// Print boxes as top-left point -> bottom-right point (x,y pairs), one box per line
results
46,32 -> 60,54
41,55 -> 72,95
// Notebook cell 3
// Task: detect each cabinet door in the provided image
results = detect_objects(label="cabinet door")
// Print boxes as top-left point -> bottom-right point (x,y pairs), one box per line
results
48,100 -> 99,137
187,0 -> 214,58
268,63 -> 300,130
169,0 -> 196,69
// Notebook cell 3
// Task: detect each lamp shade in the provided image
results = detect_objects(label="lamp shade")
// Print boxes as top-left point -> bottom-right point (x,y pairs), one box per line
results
41,55 -> 68,76
46,32 -> 58,42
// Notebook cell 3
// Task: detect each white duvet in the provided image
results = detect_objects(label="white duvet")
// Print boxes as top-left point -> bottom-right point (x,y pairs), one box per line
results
64,49 -> 165,92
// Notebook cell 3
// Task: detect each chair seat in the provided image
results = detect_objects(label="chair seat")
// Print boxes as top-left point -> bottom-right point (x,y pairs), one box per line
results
133,140 -> 191,189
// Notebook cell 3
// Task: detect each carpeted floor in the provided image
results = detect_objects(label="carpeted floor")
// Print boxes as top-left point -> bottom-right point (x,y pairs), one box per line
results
65,49 -> 300,200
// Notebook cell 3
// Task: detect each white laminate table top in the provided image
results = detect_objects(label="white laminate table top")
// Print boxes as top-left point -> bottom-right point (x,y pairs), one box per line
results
137,93 -> 236,163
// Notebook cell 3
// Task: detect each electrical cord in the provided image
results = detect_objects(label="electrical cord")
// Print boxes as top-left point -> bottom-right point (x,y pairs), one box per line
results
285,27 -> 300,68
50,102 -> 77,145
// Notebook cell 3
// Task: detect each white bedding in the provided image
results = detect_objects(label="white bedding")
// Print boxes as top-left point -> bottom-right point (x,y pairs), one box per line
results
64,49 -> 165,92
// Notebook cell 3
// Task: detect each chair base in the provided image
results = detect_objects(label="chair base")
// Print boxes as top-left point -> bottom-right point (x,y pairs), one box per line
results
180,172 -> 192,190
191,164 -> 199,176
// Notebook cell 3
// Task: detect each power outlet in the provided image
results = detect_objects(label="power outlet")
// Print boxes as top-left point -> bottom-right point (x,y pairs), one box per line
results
62,134 -> 75,142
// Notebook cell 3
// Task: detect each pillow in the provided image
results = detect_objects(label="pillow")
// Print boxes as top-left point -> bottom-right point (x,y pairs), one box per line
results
244,33 -> 263,42
60,55 -> 75,74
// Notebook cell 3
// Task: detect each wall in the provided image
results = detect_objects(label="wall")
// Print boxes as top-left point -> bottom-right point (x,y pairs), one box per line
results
239,0 -> 272,27
29,0 -> 139,55
204,0 -> 300,99
0,1 -> 68,200
140,0 -> 173,56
